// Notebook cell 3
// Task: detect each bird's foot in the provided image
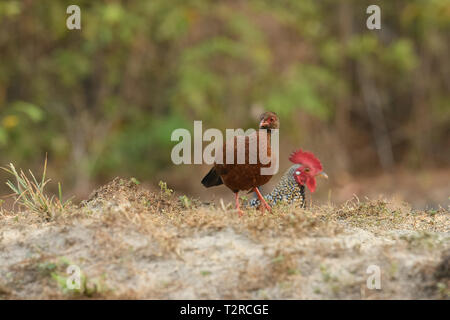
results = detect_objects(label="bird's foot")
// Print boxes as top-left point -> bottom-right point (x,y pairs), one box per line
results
262,201 -> 272,212
257,203 -> 270,213
234,192 -> 244,217
253,187 -> 272,213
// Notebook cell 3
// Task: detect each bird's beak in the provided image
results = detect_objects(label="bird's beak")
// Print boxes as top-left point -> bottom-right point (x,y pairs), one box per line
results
317,171 -> 328,179
259,120 -> 269,128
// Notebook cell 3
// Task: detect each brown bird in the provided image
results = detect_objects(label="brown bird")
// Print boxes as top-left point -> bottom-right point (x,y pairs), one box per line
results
201,112 -> 280,216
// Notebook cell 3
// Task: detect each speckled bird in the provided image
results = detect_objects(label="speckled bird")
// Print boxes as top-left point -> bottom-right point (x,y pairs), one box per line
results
249,149 -> 327,208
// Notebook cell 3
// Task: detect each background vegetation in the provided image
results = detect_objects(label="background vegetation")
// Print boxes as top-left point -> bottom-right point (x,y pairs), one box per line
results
0,0 -> 448,206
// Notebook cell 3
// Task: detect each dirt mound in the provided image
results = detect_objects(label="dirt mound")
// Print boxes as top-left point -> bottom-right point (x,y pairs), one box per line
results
0,179 -> 449,299
84,177 -> 191,215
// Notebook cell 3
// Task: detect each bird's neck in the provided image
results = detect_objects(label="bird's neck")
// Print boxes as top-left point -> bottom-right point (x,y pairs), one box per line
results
249,165 -> 306,208
257,128 -> 273,148
258,128 -> 272,135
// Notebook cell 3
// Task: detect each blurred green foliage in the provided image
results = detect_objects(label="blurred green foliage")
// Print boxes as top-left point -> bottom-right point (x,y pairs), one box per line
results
0,0 -> 448,193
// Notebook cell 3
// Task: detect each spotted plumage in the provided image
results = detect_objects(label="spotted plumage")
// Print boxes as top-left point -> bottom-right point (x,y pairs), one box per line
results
248,165 -> 306,208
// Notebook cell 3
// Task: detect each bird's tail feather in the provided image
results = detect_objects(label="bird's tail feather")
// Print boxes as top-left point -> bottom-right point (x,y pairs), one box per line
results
201,167 -> 223,188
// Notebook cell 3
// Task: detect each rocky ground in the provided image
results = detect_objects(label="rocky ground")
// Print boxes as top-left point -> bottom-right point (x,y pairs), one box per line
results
0,178 -> 449,299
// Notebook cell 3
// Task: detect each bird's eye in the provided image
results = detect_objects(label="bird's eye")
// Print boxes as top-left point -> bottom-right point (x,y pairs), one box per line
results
295,171 -> 300,175
305,168 -> 310,172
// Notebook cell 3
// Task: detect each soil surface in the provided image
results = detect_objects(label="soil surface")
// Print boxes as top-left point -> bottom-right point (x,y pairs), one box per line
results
0,178 -> 449,299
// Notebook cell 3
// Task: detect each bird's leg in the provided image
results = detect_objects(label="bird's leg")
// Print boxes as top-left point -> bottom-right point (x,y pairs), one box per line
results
253,187 -> 271,212
235,192 -> 244,217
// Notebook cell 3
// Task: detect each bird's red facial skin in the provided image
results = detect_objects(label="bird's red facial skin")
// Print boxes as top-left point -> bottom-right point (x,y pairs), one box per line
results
293,167 -> 317,193
306,176 -> 316,193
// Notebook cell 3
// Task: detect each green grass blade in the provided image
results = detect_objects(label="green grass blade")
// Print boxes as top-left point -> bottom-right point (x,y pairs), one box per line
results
58,182 -> 63,204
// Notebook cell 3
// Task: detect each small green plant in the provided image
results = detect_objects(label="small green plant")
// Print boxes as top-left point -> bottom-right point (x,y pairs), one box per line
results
179,195 -> 191,208
46,257 -> 106,297
1,157 -> 72,217
38,262 -> 57,276
130,177 -> 140,185
437,282 -> 449,298
51,269 -> 105,297
320,265 -> 337,283
271,255 -> 284,264
158,180 -> 173,196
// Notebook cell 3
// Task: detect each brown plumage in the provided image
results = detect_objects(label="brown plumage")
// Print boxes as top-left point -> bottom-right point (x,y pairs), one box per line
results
201,112 -> 279,216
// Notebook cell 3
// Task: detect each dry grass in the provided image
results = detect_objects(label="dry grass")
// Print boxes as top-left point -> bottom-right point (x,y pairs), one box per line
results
0,177 -> 449,299
1,160 -> 72,219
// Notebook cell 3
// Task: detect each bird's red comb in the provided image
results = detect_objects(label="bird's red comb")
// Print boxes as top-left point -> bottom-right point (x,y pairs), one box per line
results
289,149 -> 323,171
